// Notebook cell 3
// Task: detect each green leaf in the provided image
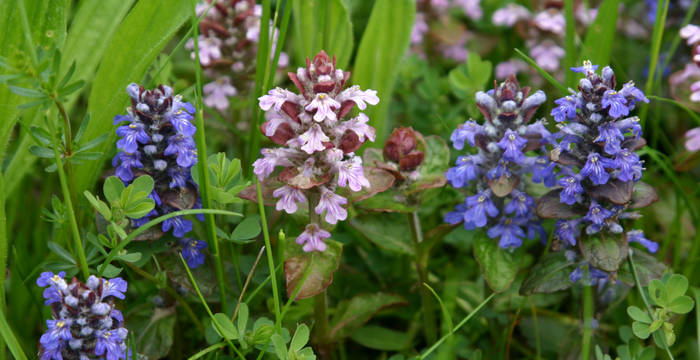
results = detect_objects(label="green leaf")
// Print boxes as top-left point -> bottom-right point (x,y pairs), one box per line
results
579,0 -> 620,66
665,274 -> 689,301
103,176 -> 125,205
520,251 -> 576,295
329,293 -> 407,340
292,0 -> 353,68
617,250 -> 666,286
667,295 -> 695,314
284,238 -> 342,300
29,145 -> 54,158
73,0 -> 191,198
349,213 -> 413,255
632,321 -> 651,339
626,306 -> 651,324
237,302 -> 249,336
349,325 -> 411,351
47,241 -> 75,264
448,52 -> 492,101
580,236 -> 628,272
132,308 -> 176,359
352,0 -> 415,141
131,175 -> 155,196
123,200 -> 155,220
116,251 -> 142,263
647,318 -> 663,332
271,333 -> 288,360
230,216 -> 262,241
213,313 -> 239,340
83,191 -> 112,220
355,189 -> 416,213
648,279 -> 668,307
473,233 -> 524,292
407,135 -> 448,194
290,324 -> 310,353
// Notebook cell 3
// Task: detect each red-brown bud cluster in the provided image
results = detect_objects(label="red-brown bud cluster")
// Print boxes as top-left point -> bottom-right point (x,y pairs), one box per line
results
383,127 -> 426,172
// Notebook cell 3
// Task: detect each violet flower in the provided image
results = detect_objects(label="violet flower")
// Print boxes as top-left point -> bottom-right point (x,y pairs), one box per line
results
37,272 -> 130,360
542,61 -> 657,284
255,50 -> 379,252
113,84 -> 208,267
445,75 -> 551,248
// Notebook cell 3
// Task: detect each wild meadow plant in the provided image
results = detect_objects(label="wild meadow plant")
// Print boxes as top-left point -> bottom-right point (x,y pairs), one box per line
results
2,1 -> 700,360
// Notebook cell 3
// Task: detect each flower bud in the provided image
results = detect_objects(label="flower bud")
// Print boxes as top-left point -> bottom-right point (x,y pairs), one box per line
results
383,127 -> 426,172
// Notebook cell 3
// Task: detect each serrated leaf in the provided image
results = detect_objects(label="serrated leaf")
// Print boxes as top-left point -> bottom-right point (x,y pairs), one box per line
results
473,233 -> 524,292
580,236 -> 628,272
520,251 -> 576,295
284,239 -> 342,300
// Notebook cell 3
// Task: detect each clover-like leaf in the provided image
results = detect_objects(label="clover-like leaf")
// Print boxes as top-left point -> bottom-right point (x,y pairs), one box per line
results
213,313 -> 238,340
667,295 -> 695,314
627,306 -> 651,324
290,324 -> 310,353
664,274 -> 689,301
632,321 -> 651,339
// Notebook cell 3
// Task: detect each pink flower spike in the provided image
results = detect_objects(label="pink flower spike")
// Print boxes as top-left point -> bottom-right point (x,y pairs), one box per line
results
315,187 -> 348,224
259,87 -> 299,111
305,93 -> 340,122
299,124 -> 330,154
272,185 -> 307,214
691,81 -> 700,102
296,223 -> 330,252
203,77 -> 237,111
337,86 -> 380,110
337,157 -> 370,191
186,35 -> 222,66
534,10 -> 565,35
685,127 -> 700,151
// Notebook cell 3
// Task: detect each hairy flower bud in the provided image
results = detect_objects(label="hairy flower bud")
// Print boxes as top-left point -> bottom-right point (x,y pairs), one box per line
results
383,127 -> 425,171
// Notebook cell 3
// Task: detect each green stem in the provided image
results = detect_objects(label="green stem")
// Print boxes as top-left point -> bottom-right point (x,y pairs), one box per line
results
0,173 -> 7,360
639,0 -> 669,135
178,254 -> 246,360
187,342 -> 226,360
54,101 -> 80,228
581,282 -> 593,360
408,210 -> 437,344
256,178 -> 281,328
190,1 -> 228,314
419,293 -> 496,359
314,292 -> 330,345
47,117 -> 89,279
98,209 -> 242,277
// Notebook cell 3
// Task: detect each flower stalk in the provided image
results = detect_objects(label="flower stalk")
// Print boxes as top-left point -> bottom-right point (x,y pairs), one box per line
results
408,208 -> 437,344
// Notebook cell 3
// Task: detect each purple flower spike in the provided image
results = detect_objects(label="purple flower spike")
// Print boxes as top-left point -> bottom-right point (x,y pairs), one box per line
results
296,224 -> 331,252
551,96 -> 579,122
584,201 -> 614,225
557,175 -> 584,205
497,129 -> 528,162
37,274 -> 130,360
570,60 -> 599,74
450,120 -> 482,150
602,90 -> 630,118
446,155 -> 483,188
580,152 -> 617,185
554,219 -> 581,246
273,185 -> 307,214
488,217 -> 526,248
465,191 -> 499,228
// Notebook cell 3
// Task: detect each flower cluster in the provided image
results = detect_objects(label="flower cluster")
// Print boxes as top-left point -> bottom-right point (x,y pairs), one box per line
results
410,0 -> 482,62
491,3 -> 644,80
544,61 -> 657,282
381,127 -> 426,181
187,0 -> 288,111
113,84 -> 207,267
254,50 -> 379,252
37,272 -> 129,360
444,75 -> 550,248
679,25 -> 700,151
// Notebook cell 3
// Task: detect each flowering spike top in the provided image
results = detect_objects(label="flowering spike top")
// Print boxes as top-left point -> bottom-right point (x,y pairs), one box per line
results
445,75 -> 551,248
255,50 -> 379,252
543,62 -> 657,283
187,0 -> 288,111
113,84 -> 207,267
37,272 -> 130,360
